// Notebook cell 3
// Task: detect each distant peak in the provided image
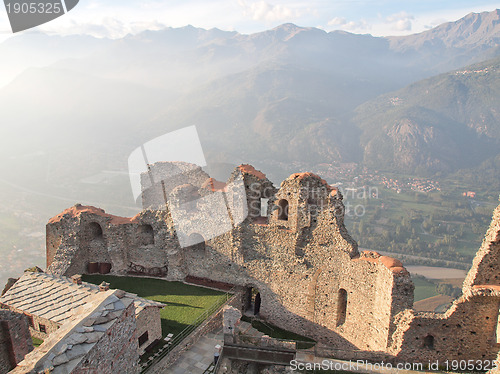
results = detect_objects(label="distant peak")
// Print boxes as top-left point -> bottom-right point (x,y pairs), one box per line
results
387,8 -> 500,48
273,23 -> 301,30
262,23 -> 325,41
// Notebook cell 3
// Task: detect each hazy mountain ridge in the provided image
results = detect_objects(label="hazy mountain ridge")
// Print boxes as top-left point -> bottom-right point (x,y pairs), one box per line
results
354,56 -> 500,173
388,9 -> 500,50
0,10 -> 499,186
387,9 -> 500,73
0,32 -> 111,88
1,10 -> 500,287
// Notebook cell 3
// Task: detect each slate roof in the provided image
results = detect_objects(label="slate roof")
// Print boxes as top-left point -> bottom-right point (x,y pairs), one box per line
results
0,272 -> 163,325
3,273 -> 165,374
11,288 -> 134,374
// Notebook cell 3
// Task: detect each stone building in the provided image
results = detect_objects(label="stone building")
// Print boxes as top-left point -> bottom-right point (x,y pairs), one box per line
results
387,199 -> 500,364
0,272 -> 164,356
9,286 -> 139,373
44,162 -> 500,367
0,310 -> 33,374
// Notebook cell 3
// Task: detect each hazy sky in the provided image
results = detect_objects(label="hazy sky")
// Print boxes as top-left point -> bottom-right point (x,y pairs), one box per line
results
1,0 -> 500,39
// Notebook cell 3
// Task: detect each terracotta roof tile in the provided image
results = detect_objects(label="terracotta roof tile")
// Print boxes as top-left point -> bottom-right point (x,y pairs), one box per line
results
48,204 -> 140,225
238,164 -> 267,180
287,172 -> 329,187
355,251 -> 408,275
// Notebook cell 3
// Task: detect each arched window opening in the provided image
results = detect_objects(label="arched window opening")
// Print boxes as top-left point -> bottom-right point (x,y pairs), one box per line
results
138,331 -> 149,347
244,286 -> 262,316
278,199 -> 289,221
251,197 -> 270,224
86,222 -> 103,241
139,224 -> 155,246
336,288 -> 348,327
260,198 -> 269,217
254,292 -> 261,315
423,334 -> 435,350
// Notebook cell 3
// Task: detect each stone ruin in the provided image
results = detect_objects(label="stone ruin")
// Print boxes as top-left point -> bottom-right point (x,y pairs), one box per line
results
44,162 -> 500,368
0,310 -> 33,374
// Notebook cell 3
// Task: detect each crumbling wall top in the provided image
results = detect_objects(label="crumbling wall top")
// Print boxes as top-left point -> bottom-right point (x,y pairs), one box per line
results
286,172 -> 330,187
355,250 -> 408,275
238,164 -> 267,180
201,178 -> 227,192
471,284 -> 500,297
48,204 -> 140,225
462,199 -> 500,293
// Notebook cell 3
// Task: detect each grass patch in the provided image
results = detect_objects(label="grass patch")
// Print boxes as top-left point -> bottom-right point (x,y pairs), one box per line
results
32,337 -> 43,347
241,316 -> 316,349
82,275 -> 226,337
412,276 -> 438,301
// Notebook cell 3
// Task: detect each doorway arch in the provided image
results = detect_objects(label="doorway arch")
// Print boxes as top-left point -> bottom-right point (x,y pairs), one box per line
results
336,288 -> 348,327
244,286 -> 262,316
278,199 -> 289,221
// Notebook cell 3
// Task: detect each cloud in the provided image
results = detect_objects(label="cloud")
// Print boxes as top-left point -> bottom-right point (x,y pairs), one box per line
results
39,16 -> 166,39
239,0 -> 301,22
424,17 -> 448,30
328,17 -> 347,26
327,17 -> 370,32
385,11 -> 414,31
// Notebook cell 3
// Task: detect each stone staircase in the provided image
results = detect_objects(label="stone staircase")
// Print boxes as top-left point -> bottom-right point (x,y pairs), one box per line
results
237,321 -> 266,339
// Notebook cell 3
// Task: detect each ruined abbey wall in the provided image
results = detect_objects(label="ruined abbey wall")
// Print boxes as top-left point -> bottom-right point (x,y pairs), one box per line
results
390,289 -> 499,363
45,163 -> 500,364
0,310 -> 33,374
463,202 -> 500,292
389,202 -> 500,364
72,301 -> 138,374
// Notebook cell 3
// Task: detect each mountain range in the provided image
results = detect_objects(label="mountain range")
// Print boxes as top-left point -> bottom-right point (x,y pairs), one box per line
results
0,9 -> 499,202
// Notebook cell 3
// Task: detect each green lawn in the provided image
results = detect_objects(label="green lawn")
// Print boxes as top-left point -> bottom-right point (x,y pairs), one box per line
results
32,337 -> 43,347
82,275 -> 226,337
241,315 -> 316,349
412,276 -> 438,301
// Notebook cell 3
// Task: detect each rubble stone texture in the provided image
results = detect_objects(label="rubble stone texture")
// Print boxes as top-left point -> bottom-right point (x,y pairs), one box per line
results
0,272 -> 164,358
0,310 -> 33,374
9,288 -> 139,374
45,162 -> 500,365
222,306 -> 242,336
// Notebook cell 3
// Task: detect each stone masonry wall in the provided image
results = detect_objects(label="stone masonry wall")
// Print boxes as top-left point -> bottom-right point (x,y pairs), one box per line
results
389,198 -> 500,364
0,309 -> 33,374
0,304 -> 59,340
390,290 -> 500,363
28,314 -> 59,340
463,201 -> 500,292
45,164 -> 500,364
46,206 -> 183,280
141,162 -> 210,210
45,165 -> 414,353
73,301 -> 139,374
136,306 -> 162,356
